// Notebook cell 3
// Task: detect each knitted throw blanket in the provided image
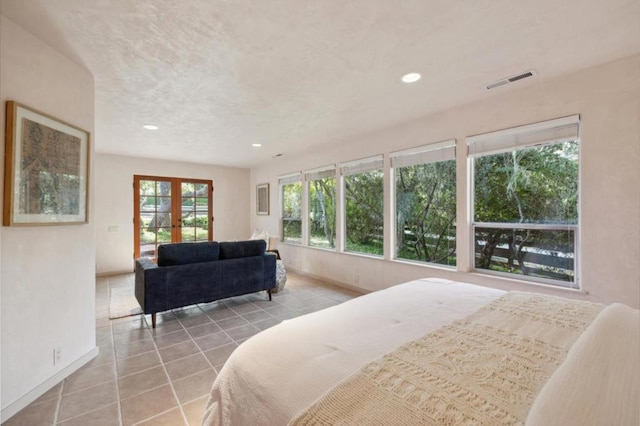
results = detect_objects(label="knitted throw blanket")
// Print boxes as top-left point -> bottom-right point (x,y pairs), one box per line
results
289,292 -> 603,426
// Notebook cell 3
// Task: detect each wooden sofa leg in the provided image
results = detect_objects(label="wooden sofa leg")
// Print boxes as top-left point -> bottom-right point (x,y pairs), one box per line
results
151,313 -> 156,329
268,289 -> 272,301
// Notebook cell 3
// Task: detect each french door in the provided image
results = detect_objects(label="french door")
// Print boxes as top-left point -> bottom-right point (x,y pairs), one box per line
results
134,175 -> 213,259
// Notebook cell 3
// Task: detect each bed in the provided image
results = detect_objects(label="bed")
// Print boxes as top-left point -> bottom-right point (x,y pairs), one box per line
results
202,278 -> 639,425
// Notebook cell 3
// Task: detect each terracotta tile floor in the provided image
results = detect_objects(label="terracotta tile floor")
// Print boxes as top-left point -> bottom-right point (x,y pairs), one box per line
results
5,272 -> 360,426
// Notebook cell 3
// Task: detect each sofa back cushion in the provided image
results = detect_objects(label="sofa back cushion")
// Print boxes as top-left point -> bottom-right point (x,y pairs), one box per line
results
219,240 -> 266,260
157,241 -> 220,266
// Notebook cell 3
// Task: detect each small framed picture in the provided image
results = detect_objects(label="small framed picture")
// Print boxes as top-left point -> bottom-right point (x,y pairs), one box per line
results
256,183 -> 269,215
3,101 -> 90,226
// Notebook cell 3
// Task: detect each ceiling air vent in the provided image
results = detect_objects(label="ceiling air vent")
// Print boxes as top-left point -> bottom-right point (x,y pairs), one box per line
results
486,70 -> 537,90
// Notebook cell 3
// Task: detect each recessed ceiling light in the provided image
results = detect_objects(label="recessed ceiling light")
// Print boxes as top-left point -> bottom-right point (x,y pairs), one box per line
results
401,72 -> 421,83
252,143 -> 263,148
142,124 -> 159,130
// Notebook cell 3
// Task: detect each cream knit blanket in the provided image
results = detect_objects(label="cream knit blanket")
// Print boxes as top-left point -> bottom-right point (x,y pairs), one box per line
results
289,292 -> 603,426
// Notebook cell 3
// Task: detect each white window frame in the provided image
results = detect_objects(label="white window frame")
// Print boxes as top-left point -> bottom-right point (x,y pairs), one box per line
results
279,172 -> 303,245
340,155 -> 385,256
305,165 -> 337,250
390,140 -> 457,267
467,115 -> 580,289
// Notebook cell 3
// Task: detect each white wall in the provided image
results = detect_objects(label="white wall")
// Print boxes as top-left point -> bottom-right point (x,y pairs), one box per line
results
95,153 -> 250,274
251,55 -> 640,309
0,15 -> 97,417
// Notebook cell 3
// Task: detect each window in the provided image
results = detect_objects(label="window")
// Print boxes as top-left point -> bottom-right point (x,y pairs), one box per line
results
341,156 -> 384,256
306,166 -> 336,249
134,176 -> 213,259
392,141 -> 456,266
468,115 -> 580,287
280,173 -> 302,244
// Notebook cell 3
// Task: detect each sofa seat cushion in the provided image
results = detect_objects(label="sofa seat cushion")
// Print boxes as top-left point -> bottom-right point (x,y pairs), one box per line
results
157,241 -> 220,266
219,240 -> 266,260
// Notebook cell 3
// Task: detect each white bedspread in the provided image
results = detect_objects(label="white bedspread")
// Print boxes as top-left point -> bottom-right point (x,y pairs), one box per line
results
202,278 -> 504,425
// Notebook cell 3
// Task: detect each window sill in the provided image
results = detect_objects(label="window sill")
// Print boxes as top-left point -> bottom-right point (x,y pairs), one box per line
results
340,250 -> 384,261
391,258 -> 456,272
469,270 -> 588,295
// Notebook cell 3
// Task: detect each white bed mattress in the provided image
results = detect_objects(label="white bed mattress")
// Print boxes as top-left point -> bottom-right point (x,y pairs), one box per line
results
203,278 -> 640,426
203,278 -> 505,425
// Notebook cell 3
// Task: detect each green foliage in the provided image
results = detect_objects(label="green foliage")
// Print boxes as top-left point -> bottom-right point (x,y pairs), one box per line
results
282,182 -> 302,242
473,141 -> 579,282
282,182 -> 302,219
142,196 -> 156,206
344,170 -> 383,254
140,228 -> 171,244
309,177 -> 336,248
181,227 -> 209,241
474,141 -> 578,224
345,240 -> 383,256
283,219 -> 302,243
395,160 -> 456,266
181,215 -> 208,228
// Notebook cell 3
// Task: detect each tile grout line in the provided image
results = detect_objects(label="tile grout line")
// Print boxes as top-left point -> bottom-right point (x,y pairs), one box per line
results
53,398 -> 118,425
126,287 -> 261,421
199,307 -> 255,356
52,375 -> 65,424
109,279 -> 352,424
104,275 -> 125,425
130,406 -> 184,426
105,275 -> 125,426
177,305 -> 220,379
117,357 -> 163,379
110,279 -> 125,426
7,273 -> 357,425
117,382 -> 171,405
170,304 -> 241,421
176,304 -> 224,416
155,306 -> 266,370
142,315 -> 191,426
55,276 -> 114,425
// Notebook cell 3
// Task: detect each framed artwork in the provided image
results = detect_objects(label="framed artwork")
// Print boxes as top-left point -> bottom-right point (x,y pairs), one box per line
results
3,101 -> 90,226
256,183 -> 269,215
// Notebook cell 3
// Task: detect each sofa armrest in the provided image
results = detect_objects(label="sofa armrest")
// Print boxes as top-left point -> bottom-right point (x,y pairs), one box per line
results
263,253 -> 277,290
135,258 -> 167,314
136,257 -> 158,272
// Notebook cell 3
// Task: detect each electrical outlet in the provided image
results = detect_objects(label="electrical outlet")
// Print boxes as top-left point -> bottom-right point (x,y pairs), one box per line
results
54,347 -> 62,365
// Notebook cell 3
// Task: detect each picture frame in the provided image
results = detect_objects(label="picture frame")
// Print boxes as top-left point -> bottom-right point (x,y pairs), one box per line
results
3,101 -> 90,226
256,183 -> 270,215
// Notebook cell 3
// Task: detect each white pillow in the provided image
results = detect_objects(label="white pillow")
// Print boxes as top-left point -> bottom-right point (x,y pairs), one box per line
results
250,229 -> 270,248
526,303 -> 639,426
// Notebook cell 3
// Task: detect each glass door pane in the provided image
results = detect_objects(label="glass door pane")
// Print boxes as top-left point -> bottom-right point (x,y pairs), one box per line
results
136,177 -> 175,259
180,181 -> 211,243
134,175 -> 213,260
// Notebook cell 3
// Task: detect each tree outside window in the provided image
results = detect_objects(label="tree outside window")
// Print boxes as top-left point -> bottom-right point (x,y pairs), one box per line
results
344,169 -> 384,255
282,181 -> 302,244
471,122 -> 579,286
395,160 -> 456,265
308,176 -> 336,248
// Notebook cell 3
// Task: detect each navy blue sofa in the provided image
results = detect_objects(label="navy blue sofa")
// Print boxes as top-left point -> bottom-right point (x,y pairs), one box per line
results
135,239 -> 276,328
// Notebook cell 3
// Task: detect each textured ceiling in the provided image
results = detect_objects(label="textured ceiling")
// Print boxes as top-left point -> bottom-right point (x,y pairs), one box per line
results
1,0 -> 639,168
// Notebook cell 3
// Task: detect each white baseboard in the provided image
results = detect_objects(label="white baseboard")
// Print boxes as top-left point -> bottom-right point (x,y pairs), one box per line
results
1,346 -> 99,423
285,267 -> 371,295
96,269 -> 133,277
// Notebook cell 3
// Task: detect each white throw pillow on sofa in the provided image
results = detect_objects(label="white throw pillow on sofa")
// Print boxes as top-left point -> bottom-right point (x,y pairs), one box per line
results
250,229 -> 270,248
